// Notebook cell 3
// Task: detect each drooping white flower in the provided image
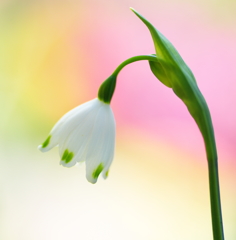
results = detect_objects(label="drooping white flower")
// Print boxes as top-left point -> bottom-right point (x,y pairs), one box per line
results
38,98 -> 116,184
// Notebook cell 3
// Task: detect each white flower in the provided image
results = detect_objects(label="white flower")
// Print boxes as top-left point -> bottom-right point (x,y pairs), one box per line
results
38,98 -> 116,184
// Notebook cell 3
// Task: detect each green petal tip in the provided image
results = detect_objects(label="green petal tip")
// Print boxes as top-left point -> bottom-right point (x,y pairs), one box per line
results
61,149 -> 74,163
41,135 -> 51,148
92,163 -> 104,180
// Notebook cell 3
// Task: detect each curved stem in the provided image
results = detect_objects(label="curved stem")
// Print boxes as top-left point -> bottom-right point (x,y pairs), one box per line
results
98,54 -> 158,103
112,54 -> 158,76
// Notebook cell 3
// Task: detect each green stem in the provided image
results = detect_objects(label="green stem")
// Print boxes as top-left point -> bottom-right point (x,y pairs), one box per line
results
112,54 -> 158,76
193,91 -> 224,240
98,55 -> 158,103
208,156 -> 224,240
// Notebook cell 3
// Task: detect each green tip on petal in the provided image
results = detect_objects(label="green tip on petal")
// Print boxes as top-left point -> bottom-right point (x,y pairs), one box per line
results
105,170 -> 109,178
92,163 -> 104,180
62,149 -> 69,160
61,149 -> 74,163
65,152 -> 74,163
41,135 -> 51,148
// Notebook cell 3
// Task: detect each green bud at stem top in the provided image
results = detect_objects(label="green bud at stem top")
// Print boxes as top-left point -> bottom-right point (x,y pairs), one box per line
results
98,75 -> 117,104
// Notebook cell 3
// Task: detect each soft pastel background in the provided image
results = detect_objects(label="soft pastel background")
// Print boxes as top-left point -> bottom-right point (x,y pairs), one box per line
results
0,0 -> 235,239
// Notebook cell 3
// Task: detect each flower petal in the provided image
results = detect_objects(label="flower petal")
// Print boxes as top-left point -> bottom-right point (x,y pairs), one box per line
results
101,108 -> 116,178
85,104 -> 116,183
102,115 -> 116,178
38,99 -> 98,152
59,113 -> 98,167
58,101 -> 103,161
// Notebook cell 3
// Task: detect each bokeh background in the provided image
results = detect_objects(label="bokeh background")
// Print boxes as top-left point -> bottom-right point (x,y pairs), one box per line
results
0,0 -> 235,239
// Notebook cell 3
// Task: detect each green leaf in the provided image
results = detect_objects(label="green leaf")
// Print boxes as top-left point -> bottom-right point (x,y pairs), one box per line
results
149,56 -> 173,88
130,8 -> 196,87
131,8 -> 217,161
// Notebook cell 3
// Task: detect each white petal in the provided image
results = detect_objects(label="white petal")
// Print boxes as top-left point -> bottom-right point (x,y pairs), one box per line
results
58,106 -> 99,155
57,99 -> 101,145
102,112 -> 116,178
38,99 -> 99,152
59,109 -> 99,167
85,104 -> 116,183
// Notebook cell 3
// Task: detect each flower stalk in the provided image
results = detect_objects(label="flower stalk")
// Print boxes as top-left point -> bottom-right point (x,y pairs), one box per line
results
208,155 -> 225,240
98,55 -> 158,104
111,55 -> 158,76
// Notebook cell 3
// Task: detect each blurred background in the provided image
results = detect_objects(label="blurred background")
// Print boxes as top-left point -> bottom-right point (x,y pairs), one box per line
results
0,0 -> 235,239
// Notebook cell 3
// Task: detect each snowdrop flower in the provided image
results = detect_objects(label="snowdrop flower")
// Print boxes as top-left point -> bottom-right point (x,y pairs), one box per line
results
38,98 -> 116,184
